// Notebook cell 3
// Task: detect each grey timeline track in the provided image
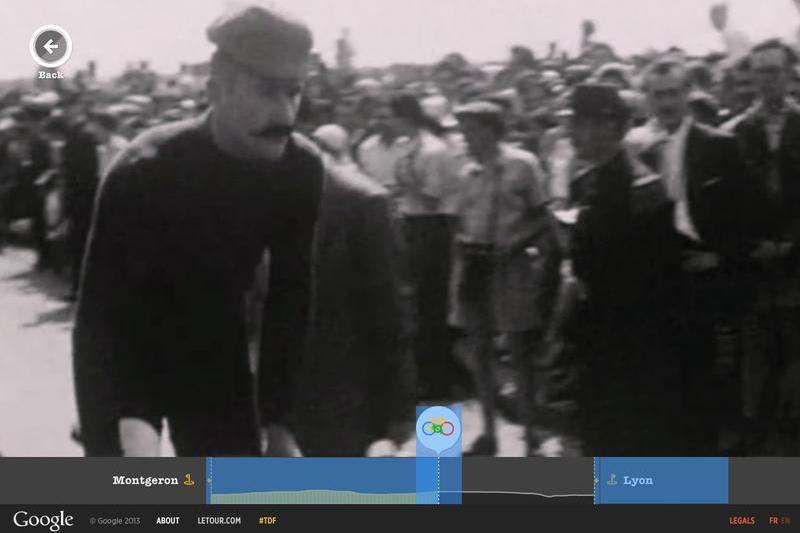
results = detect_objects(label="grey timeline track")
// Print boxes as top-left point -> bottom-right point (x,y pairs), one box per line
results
462,458 -> 595,505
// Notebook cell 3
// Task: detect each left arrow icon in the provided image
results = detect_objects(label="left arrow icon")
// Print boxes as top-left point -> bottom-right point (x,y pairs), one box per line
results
43,39 -> 59,54
30,25 -> 73,68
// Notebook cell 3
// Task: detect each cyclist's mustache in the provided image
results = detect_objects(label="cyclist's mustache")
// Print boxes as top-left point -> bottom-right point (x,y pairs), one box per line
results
252,125 -> 293,139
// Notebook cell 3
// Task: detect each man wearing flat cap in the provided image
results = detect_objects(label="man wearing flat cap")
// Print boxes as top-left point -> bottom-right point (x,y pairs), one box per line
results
73,4 -> 323,456
450,101 -> 560,456
566,83 -> 685,455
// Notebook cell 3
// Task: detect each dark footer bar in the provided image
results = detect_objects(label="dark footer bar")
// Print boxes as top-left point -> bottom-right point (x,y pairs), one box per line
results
0,505 -> 797,532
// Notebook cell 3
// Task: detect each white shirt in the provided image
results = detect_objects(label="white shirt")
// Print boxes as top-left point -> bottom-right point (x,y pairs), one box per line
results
393,130 -> 461,216
547,135 -> 575,205
661,117 -> 701,242
357,134 -> 405,190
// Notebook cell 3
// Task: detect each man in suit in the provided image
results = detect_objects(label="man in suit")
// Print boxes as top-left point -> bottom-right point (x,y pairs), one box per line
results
724,39 -> 800,453
628,59 -> 757,454
292,149 -> 413,456
73,5 -> 323,457
567,83 -> 683,455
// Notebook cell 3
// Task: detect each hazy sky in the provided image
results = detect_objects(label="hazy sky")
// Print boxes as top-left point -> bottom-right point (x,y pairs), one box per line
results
1,0 -> 799,80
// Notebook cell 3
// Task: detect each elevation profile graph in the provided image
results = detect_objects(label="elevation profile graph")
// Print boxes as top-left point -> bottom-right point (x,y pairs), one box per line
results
461,458 -> 595,505
206,458 -> 420,504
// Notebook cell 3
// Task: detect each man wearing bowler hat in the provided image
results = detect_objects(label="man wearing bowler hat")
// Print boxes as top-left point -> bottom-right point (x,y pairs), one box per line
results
567,83 -> 685,455
73,4 -> 324,456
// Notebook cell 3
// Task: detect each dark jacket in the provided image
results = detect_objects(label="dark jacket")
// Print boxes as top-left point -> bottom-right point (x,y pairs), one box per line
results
630,120 -> 760,321
0,135 -> 51,220
681,122 -> 759,261
62,125 -> 100,226
726,102 -> 800,244
570,150 -> 680,325
630,120 -> 758,261
294,162 -> 411,456
72,114 -> 323,455
569,149 -> 684,454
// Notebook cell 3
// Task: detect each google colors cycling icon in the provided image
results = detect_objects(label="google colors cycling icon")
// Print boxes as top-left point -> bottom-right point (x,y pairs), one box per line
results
416,406 -> 461,455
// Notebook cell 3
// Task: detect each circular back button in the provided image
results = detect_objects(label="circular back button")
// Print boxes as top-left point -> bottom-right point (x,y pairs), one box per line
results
30,25 -> 72,68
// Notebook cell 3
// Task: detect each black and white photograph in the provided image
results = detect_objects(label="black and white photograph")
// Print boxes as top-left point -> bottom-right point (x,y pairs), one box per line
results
1,0 -> 800,458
